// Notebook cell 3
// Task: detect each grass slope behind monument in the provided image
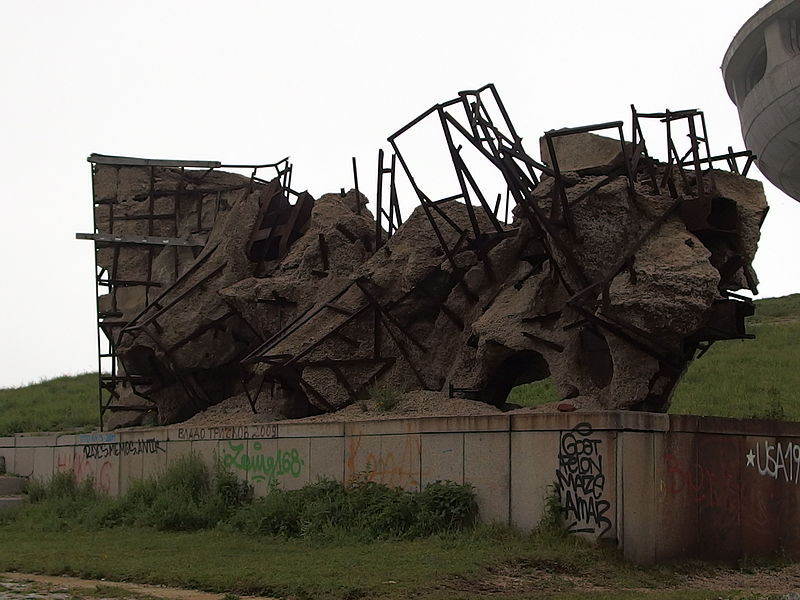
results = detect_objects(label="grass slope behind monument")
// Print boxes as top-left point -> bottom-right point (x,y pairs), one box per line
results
0,373 -> 97,436
670,293 -> 800,420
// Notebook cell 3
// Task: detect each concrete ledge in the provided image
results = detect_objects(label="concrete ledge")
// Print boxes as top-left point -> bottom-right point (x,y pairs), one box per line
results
279,422 -> 344,439
0,476 -> 25,495
344,414 -> 510,436
511,411 -> 669,432
669,414 -> 800,437
15,435 -> 58,448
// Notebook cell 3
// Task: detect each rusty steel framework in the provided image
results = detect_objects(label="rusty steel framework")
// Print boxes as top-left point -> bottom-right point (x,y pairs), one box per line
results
80,154 -> 295,427
82,84 -> 764,424
240,84 -> 761,413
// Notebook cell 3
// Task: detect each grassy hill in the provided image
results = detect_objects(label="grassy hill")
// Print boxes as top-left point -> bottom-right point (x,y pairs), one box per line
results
670,293 -> 800,419
0,373 -> 97,436
0,294 -> 798,435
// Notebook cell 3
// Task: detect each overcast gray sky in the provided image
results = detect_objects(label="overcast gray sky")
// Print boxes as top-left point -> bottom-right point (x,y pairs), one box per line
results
1,0 -> 797,389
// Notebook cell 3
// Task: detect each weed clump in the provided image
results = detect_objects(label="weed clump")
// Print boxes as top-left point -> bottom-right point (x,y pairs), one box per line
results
20,455 -> 251,532
367,383 -> 404,412
15,455 -> 477,541
227,478 -> 478,540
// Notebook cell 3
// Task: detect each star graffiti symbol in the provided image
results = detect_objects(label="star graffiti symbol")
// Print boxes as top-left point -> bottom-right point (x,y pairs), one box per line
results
746,449 -> 756,467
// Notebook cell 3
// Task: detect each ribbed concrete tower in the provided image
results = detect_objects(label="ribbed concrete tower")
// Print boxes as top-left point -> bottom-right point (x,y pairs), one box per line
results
722,0 -> 800,201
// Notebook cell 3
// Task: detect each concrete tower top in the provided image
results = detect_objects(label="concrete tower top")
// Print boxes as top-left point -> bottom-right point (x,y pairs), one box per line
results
722,0 -> 800,201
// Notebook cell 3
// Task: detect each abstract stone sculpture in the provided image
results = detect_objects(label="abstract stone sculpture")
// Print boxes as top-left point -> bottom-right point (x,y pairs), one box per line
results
82,86 -> 767,427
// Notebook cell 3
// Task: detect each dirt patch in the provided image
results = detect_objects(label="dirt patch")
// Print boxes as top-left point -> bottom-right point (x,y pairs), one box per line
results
441,561 -> 800,597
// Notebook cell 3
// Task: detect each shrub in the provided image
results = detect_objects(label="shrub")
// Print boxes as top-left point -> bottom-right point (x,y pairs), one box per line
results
536,484 -> 565,533
21,454 -> 252,532
12,455 -> 477,541
226,478 -> 477,540
415,480 -> 479,534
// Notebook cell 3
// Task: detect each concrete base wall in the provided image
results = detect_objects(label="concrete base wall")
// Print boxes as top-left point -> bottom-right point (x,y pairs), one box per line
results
2,411 -> 798,564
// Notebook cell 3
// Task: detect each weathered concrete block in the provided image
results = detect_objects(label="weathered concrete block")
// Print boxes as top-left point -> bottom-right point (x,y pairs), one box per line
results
739,434 -> 781,557
345,419 -> 422,437
418,415 -> 510,434
32,446 -> 55,482
421,433 -> 464,487
278,438 -> 311,491
308,437 -> 345,483
344,434 -> 381,484
117,433 -> 143,494
278,422 -> 344,439
191,440 -> 221,469
13,448 -> 34,478
510,430 -> 560,531
15,435 -> 57,448
140,431 -> 169,481
539,132 -> 634,175
620,432 -> 657,564
166,440 -> 193,464
239,438 -> 277,496
464,431 -> 510,524
374,434 -> 422,491
0,476 -> 25,495
0,436 -> 15,475
654,431 -> 700,560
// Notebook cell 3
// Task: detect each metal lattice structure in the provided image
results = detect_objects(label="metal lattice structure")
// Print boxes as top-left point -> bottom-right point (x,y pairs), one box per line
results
79,154 -> 293,427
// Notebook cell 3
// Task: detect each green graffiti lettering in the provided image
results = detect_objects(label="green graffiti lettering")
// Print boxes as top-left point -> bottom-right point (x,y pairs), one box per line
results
221,441 -> 304,487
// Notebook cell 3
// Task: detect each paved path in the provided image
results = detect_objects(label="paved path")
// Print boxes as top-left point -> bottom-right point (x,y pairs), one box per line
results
0,573 -> 277,600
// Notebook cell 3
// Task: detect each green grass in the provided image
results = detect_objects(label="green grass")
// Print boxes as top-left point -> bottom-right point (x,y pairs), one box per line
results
0,577 -> 163,600
507,377 -> 559,407
747,293 -> 800,322
0,524 -> 752,599
0,373 -> 98,436
669,319 -> 800,419
0,456 -> 789,599
670,294 -> 800,419
0,524 -> 787,599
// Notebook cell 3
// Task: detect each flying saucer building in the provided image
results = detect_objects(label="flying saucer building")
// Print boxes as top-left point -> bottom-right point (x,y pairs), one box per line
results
722,0 -> 800,201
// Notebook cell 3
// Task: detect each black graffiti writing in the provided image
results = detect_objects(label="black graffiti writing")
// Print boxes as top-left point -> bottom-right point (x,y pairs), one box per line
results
176,425 -> 261,441
81,438 -> 165,460
555,422 -> 612,536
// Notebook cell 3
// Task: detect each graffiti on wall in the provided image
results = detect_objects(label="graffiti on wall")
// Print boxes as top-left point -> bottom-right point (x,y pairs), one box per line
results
746,440 -> 800,483
54,436 -> 166,494
56,449 -> 113,494
176,424 -> 278,441
555,422 -> 611,536
662,452 -> 738,527
661,440 -> 798,537
345,436 -> 425,489
81,438 -> 165,459
221,441 -> 304,487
